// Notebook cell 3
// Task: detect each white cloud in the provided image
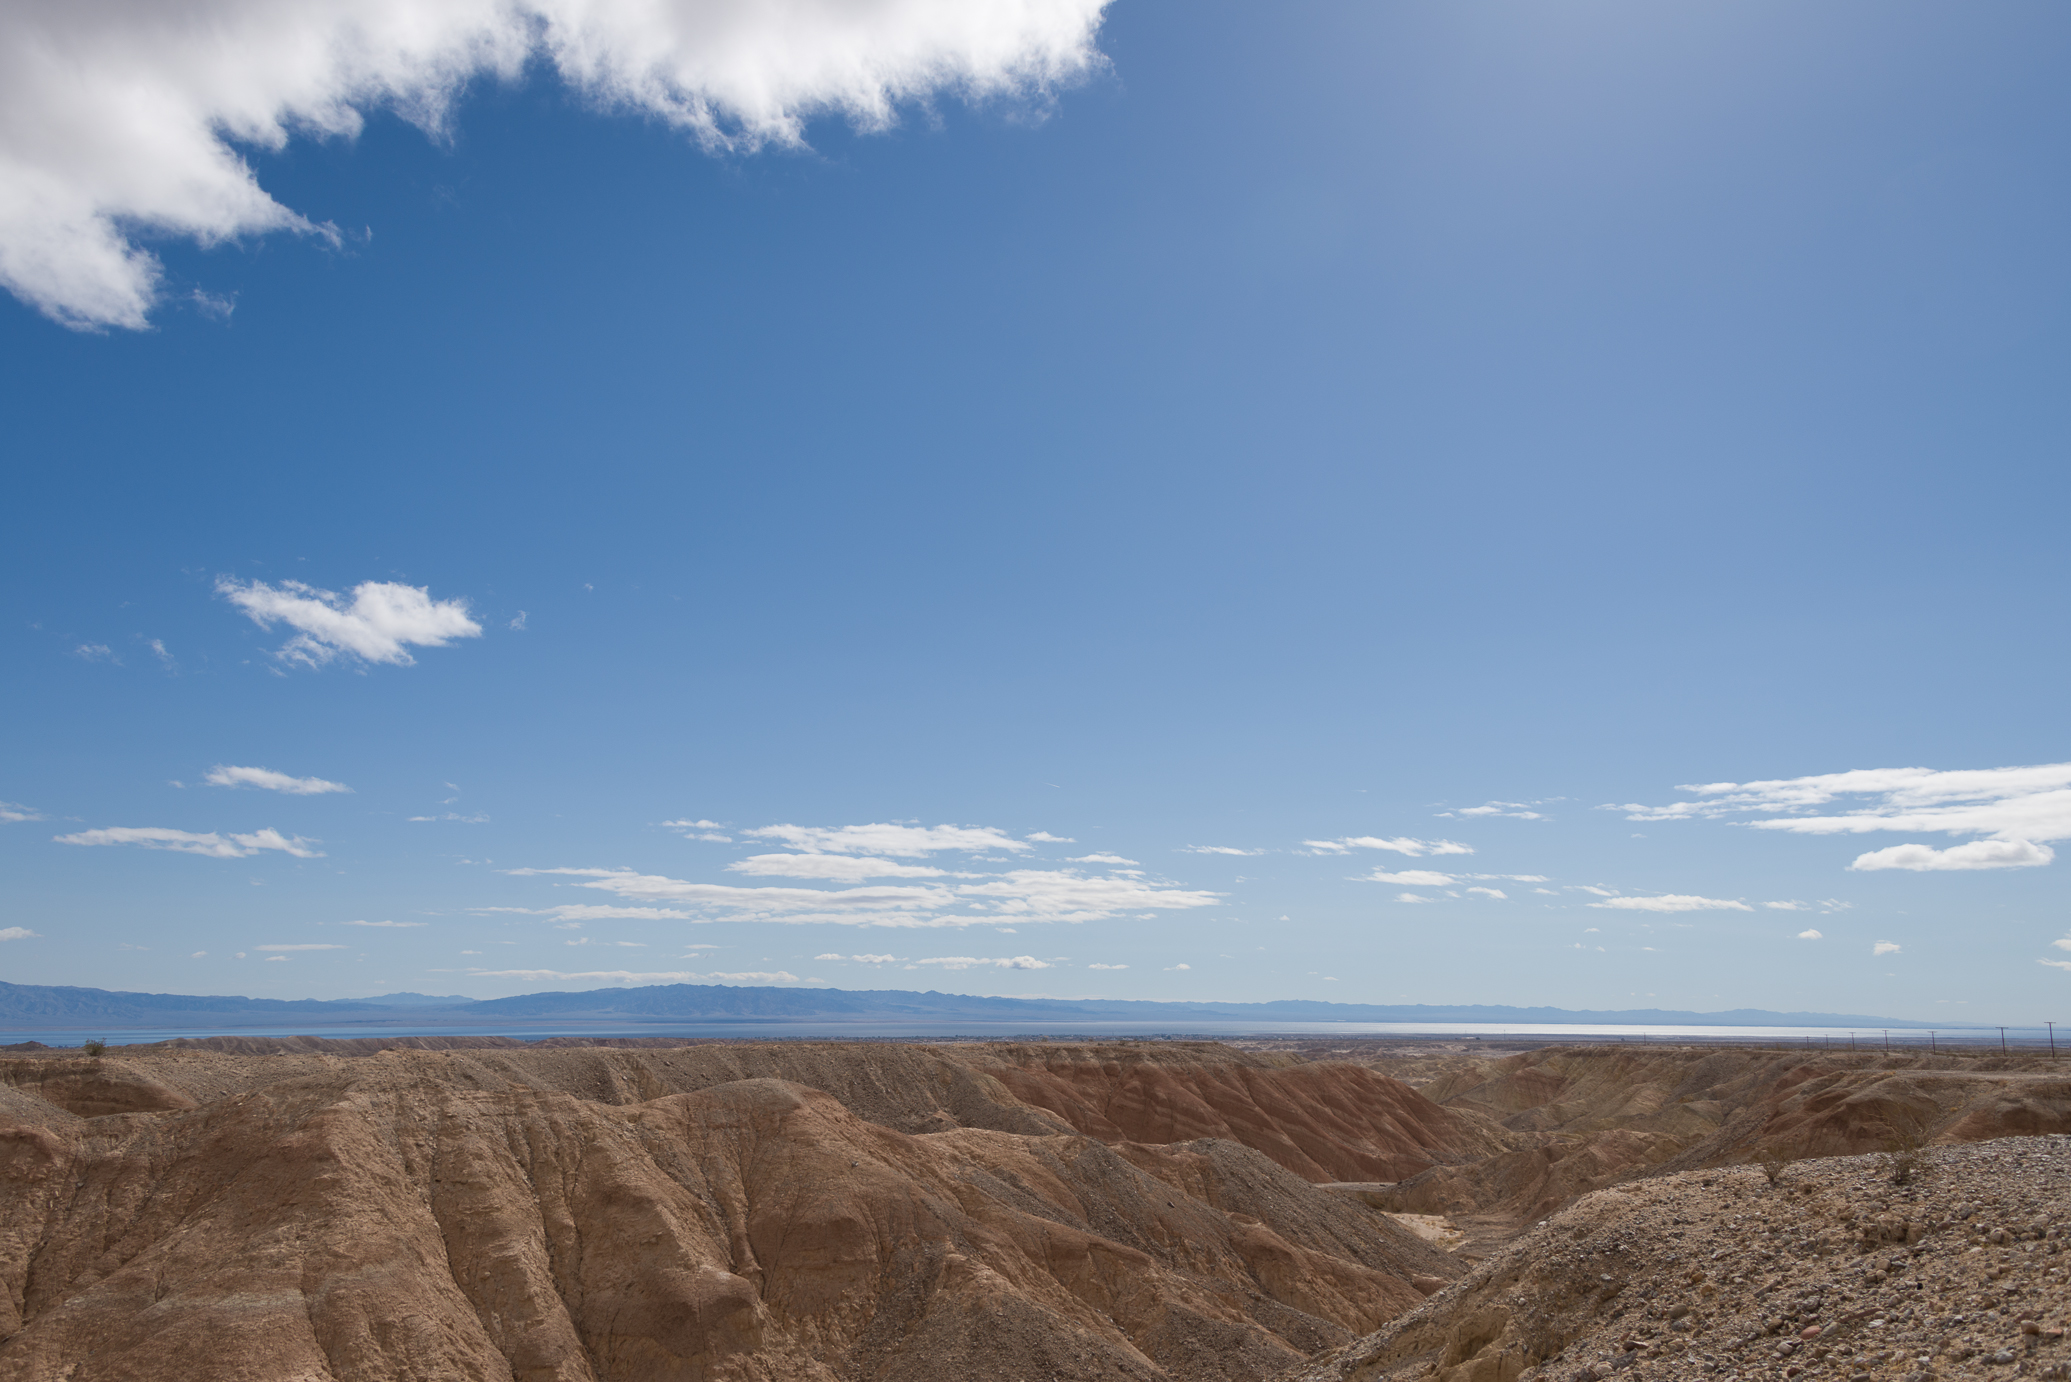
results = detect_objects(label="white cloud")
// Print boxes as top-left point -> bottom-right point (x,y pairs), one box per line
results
508,611 -> 528,631
265,955 -> 289,962
205,764 -> 351,795
1797,928 -> 1823,940
746,822 -> 1030,856
2053,936 -> 2071,952
910,955 -> 1051,970
1587,894 -> 1751,913
0,927 -> 39,941
512,851 -> 1219,929
255,943 -> 347,951
74,643 -> 117,663
662,818 -> 731,841
410,812 -> 490,823
466,968 -> 804,984
1181,845 -> 1261,856
1395,892 -> 1435,904
1072,853 -> 1138,865
190,950 -> 206,958
1088,962 -> 1127,970
0,0 -> 1110,330
217,577 -> 482,667
1583,927 -> 1599,932
726,853 -> 948,881
344,919 -> 425,928
1623,762 -> 2071,871
1466,886 -> 1507,900
1026,832 -> 1074,843
1439,801 -> 1546,820
54,825 -> 322,858
1873,940 -> 1903,956
1304,836 -> 1473,857
1166,963 -> 1190,970
478,904 -> 696,922
1358,869 -> 1456,886
2041,959 -> 2071,973
1848,839 -> 2055,872
0,802 -> 44,823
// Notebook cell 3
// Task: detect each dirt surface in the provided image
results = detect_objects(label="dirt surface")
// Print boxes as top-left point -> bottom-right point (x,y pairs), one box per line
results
1274,1134 -> 2071,1382
0,1041 -> 1463,1382
4,1035 -> 2067,1382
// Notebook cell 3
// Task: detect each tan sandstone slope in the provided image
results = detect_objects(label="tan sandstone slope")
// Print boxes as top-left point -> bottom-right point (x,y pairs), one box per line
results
0,1042 -> 1470,1382
1279,1045 -> 2071,1226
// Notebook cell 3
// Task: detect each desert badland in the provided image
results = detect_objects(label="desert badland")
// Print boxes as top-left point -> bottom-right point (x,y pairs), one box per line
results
2,1036 -> 2067,1381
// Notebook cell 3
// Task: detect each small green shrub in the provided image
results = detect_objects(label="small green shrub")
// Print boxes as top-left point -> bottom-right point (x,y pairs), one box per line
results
80,1038 -> 107,1058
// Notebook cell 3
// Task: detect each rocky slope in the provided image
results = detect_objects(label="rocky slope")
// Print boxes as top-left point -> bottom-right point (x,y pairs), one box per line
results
1282,1045 -> 2071,1226
1275,1134 -> 2071,1382
961,1044 -> 1518,1184
0,1042 -> 1464,1382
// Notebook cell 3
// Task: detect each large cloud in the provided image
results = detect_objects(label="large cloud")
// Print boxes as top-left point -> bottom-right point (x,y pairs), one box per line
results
509,823 -> 1219,928
219,577 -> 482,667
1,0 -> 1110,329
1621,762 -> 2071,872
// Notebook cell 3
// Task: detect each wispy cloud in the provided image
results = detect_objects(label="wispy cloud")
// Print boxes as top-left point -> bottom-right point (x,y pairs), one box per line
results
54,825 -> 322,859
1765,898 -> 1852,913
464,968 -> 805,984
662,818 -> 732,841
1304,836 -> 1473,857
218,577 -> 482,668
255,943 -> 346,951
0,927 -> 39,941
1873,940 -> 1903,956
908,955 -> 1052,971
745,822 -> 1031,856
1587,894 -> 1751,913
1797,929 -> 1824,940
1088,962 -> 1127,970
1356,869 -> 1456,886
1465,886 -> 1507,899
1072,853 -> 1138,865
1438,801 -> 1546,820
511,835 -> 1218,928
344,919 -> 425,928
1621,762 -> 2071,872
479,904 -> 694,923
726,853 -> 949,881
205,764 -> 351,795
74,643 -> 117,663
1026,832 -> 1075,843
1179,844 -> 1262,856
0,802 -> 44,823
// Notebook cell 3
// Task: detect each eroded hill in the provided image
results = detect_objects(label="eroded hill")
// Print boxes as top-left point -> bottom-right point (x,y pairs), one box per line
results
0,1041 -> 1476,1382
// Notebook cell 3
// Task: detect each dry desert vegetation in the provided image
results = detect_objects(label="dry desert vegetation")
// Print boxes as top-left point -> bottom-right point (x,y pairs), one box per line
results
0,1035 -> 2066,1381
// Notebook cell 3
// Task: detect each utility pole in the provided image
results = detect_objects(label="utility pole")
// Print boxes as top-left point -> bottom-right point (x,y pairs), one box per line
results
1883,1030 -> 1889,1053
1930,1031 -> 1936,1054
2048,1021 -> 2057,1060
1999,1027 -> 2008,1054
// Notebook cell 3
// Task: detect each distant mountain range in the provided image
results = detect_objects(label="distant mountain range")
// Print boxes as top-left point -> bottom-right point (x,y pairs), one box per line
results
0,979 -> 1954,1033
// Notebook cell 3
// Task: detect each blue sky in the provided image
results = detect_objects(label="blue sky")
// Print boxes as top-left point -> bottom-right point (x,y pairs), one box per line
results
3,0 -> 2069,1022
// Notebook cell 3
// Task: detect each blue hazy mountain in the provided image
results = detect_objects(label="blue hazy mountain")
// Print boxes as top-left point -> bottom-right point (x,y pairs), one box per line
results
0,979 -> 1949,1032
